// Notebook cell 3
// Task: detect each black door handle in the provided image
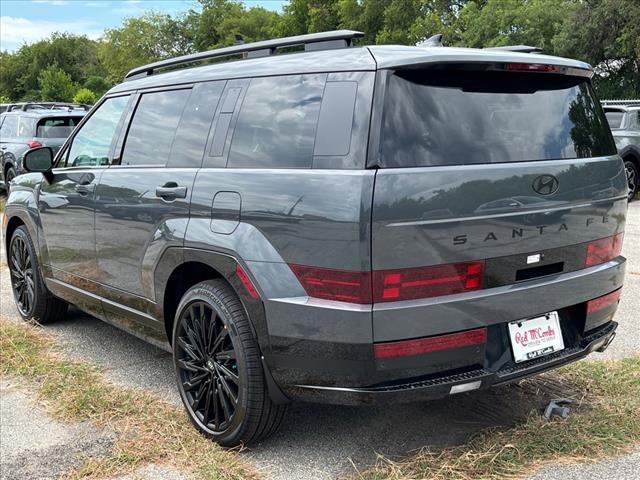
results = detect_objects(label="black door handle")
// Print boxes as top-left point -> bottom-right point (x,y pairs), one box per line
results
75,183 -> 95,195
156,183 -> 187,200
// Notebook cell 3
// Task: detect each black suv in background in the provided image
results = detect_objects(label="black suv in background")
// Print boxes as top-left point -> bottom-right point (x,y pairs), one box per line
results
4,31 -> 627,447
0,104 -> 86,190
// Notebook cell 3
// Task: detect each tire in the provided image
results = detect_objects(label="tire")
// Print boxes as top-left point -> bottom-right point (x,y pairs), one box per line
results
172,279 -> 287,447
5,165 -> 16,192
625,159 -> 638,202
8,226 -> 68,323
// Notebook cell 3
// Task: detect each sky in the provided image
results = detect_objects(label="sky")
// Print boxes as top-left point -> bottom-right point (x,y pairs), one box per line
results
0,0 -> 286,52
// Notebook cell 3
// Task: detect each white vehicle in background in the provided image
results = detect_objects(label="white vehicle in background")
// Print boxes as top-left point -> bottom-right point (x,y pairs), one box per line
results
603,99 -> 640,201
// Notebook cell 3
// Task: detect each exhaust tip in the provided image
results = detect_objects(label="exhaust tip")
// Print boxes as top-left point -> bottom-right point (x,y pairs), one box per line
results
596,332 -> 616,353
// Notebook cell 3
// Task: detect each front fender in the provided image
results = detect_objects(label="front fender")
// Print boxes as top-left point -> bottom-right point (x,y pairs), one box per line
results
3,174 -> 48,268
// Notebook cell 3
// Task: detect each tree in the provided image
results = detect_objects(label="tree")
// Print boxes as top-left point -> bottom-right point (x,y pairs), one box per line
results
100,12 -> 196,83
555,0 -> 640,98
82,76 -> 112,98
38,65 -> 75,102
0,33 -> 105,101
73,88 -> 97,105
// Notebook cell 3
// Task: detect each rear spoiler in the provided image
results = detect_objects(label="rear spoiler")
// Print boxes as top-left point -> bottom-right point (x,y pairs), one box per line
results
485,45 -> 543,54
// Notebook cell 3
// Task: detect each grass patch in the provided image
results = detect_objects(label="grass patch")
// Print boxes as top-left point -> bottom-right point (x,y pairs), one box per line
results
356,356 -> 640,480
0,194 -> 6,213
0,320 -> 260,480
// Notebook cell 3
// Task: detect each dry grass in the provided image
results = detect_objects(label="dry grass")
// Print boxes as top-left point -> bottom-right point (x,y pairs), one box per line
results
0,319 -> 260,480
355,356 -> 640,480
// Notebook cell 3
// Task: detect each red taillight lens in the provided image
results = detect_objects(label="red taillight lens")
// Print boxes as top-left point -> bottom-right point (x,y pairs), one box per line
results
374,328 -> 487,359
27,140 -> 43,148
289,264 -> 372,304
586,233 -> 624,267
236,264 -> 260,299
587,288 -> 622,314
372,261 -> 484,303
505,63 -> 561,72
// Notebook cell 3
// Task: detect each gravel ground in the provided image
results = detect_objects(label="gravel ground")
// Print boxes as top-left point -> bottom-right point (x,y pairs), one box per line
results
0,201 -> 638,480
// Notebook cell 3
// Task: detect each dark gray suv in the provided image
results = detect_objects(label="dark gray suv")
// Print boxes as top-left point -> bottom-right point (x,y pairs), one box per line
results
3,31 -> 628,446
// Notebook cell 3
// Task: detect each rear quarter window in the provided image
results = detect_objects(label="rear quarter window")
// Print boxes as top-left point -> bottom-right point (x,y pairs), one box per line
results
379,70 -> 616,168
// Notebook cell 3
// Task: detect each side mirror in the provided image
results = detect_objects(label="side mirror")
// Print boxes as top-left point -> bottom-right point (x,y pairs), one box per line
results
23,146 -> 54,173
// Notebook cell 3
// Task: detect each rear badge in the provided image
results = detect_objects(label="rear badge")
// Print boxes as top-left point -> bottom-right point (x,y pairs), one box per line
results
527,253 -> 543,264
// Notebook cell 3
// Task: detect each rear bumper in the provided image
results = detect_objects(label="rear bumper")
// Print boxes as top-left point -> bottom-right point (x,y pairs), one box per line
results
288,321 -> 617,406
260,257 -> 625,402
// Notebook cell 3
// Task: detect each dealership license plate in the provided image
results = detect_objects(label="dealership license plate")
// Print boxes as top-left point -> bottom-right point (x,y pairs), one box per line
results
508,312 -> 565,363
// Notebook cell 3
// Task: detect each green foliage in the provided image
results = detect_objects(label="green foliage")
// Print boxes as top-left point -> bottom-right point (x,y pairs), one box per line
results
100,12 -> 196,83
0,0 -> 637,100
83,76 -> 112,98
73,88 -> 97,105
38,64 -> 75,102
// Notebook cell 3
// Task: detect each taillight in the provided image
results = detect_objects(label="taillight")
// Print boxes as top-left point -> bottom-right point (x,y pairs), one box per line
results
235,264 -> 260,299
372,261 -> 484,303
290,261 -> 485,304
505,63 -> 562,72
289,264 -> 372,304
374,327 -> 487,359
27,140 -> 43,148
587,288 -> 622,314
586,233 -> 624,267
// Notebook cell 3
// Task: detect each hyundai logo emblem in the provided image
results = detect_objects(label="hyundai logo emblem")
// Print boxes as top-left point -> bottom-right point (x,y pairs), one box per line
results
532,174 -> 559,195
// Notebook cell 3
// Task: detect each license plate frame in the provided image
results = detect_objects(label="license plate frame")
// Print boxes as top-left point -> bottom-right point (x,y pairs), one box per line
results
508,312 -> 565,363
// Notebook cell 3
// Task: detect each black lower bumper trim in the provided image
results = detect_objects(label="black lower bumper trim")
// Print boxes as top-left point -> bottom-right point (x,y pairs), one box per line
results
292,322 -> 617,406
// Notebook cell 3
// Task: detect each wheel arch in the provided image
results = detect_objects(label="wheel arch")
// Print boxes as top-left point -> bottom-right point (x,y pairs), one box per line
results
155,248 -> 288,404
155,248 -> 268,349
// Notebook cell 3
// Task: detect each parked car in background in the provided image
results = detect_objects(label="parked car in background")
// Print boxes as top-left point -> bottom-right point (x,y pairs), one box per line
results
4,31 -> 626,447
0,104 -> 86,190
603,100 -> 640,201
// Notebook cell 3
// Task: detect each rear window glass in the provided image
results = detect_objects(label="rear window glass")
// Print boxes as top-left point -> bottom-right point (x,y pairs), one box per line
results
380,70 -> 616,168
604,110 -> 624,129
36,117 -> 82,138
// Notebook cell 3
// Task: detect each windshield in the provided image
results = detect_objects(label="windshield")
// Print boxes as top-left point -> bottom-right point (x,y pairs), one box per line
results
380,69 -> 616,167
604,110 -> 625,129
37,116 -> 83,138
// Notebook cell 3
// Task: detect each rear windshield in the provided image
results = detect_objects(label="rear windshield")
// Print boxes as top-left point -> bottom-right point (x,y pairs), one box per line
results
36,116 -> 82,138
604,110 -> 624,129
380,70 -> 616,168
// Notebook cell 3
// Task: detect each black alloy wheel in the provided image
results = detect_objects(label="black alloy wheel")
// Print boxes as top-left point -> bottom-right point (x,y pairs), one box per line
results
8,226 -> 68,323
173,280 -> 286,447
176,300 -> 241,433
625,160 -> 638,201
9,233 -> 35,316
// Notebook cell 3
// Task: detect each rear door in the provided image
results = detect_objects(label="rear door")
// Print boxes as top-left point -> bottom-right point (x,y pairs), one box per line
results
94,82 -> 222,325
369,66 -> 627,340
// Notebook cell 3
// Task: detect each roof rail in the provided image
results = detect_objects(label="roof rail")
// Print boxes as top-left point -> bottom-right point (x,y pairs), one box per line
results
601,99 -> 640,107
484,45 -> 543,54
124,30 -> 365,81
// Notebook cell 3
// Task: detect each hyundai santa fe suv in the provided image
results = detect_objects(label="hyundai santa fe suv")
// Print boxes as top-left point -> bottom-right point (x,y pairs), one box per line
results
3,31 -> 627,446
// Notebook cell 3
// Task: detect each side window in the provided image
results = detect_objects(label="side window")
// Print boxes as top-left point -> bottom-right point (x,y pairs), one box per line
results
228,74 -> 326,168
66,96 -> 129,168
168,82 -> 224,168
17,117 -> 34,137
0,115 -> 19,138
121,89 -> 190,167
